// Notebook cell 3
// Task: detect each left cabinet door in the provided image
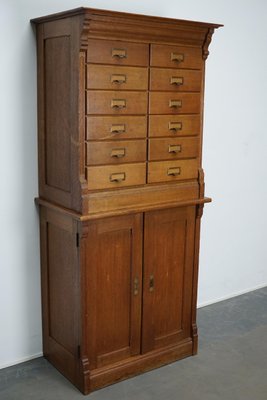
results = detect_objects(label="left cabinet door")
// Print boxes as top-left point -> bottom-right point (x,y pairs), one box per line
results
84,213 -> 143,369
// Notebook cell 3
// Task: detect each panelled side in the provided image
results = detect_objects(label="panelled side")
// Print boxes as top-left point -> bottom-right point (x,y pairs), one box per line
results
36,17 -> 83,211
39,206 -> 81,388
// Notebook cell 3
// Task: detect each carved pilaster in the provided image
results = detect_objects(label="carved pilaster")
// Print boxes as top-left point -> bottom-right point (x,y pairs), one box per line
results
202,27 -> 215,60
191,323 -> 198,355
198,167 -> 205,198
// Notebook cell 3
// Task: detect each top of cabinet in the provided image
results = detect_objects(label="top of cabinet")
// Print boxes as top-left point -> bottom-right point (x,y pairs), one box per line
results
31,7 -> 222,28
31,7 -> 222,49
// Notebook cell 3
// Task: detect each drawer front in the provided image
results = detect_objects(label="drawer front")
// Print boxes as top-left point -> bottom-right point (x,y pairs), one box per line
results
148,159 -> 198,184
86,140 -> 147,165
87,91 -> 148,115
149,92 -> 201,114
148,137 -> 199,161
150,68 -> 202,92
87,163 -> 146,190
150,44 -> 203,69
86,116 -> 147,140
87,39 -> 149,66
149,115 -> 200,137
87,65 -> 148,90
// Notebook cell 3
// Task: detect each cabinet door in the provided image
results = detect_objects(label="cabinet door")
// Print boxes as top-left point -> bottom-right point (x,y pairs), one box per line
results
142,206 -> 196,353
85,214 -> 143,369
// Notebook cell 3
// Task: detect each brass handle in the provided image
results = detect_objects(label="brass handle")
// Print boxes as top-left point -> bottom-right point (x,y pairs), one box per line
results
111,74 -> 126,84
134,277 -> 139,296
169,100 -> 182,108
167,167 -> 181,176
110,172 -> 126,182
110,124 -> 126,134
149,274 -> 154,292
168,144 -> 182,153
112,48 -> 127,58
111,99 -> 126,109
111,148 -> 126,158
170,76 -> 184,86
171,52 -> 184,63
169,122 -> 183,132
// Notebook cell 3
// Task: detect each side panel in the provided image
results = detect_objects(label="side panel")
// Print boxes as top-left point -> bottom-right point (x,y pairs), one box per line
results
36,17 -> 82,210
39,206 -> 80,383
45,36 -> 71,192
142,206 -> 196,353
84,214 -> 143,369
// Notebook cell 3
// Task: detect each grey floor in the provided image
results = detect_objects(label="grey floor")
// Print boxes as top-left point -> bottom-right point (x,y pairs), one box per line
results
1,287 -> 267,400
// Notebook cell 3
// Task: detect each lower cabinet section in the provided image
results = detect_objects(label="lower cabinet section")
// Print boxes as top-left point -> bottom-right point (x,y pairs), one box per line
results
39,204 -> 200,394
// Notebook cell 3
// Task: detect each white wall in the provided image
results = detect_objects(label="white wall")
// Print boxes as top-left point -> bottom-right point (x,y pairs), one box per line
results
1,0 -> 267,368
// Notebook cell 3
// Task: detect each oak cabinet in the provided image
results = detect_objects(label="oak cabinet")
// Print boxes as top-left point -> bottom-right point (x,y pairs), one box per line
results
32,7 -> 221,394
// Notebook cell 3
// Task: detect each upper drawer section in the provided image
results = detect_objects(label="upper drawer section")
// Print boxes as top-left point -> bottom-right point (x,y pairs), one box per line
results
87,91 -> 148,115
87,65 -> 148,90
150,68 -> 202,92
150,44 -> 203,69
87,39 -> 149,66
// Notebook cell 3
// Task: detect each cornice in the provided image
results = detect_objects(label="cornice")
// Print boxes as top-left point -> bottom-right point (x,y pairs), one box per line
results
31,7 -> 222,58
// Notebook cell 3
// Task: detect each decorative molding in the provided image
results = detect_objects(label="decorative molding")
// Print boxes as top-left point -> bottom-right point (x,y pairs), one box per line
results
73,8 -> 222,51
80,14 -> 91,51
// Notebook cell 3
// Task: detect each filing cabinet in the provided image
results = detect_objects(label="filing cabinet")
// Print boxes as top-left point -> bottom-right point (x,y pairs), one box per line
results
32,7 -> 221,394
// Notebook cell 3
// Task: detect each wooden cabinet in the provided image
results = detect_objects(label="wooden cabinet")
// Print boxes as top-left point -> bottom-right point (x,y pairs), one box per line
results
32,7 -> 221,394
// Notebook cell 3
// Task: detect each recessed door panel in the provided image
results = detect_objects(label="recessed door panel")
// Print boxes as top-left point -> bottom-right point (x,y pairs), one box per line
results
85,214 -> 143,369
142,206 -> 196,353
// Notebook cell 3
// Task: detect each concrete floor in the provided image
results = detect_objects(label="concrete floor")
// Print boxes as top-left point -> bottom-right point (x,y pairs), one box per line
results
1,287 -> 267,400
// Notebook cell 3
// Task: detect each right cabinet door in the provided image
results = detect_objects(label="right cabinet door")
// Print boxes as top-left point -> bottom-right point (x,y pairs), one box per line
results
142,206 -> 196,353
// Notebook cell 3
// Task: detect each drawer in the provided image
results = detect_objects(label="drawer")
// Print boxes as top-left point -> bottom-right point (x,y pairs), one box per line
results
148,159 -> 198,184
87,39 -> 149,66
86,116 -> 147,140
148,137 -> 199,161
87,163 -> 146,190
149,115 -> 200,137
150,44 -> 202,69
87,65 -> 148,90
150,68 -> 202,92
87,91 -> 148,115
149,93 -> 201,114
86,140 -> 147,165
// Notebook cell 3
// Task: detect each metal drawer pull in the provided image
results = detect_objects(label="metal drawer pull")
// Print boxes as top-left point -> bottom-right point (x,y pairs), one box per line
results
111,99 -> 126,109
111,148 -> 126,158
112,48 -> 127,58
170,76 -> 184,86
169,122 -> 183,132
111,74 -> 126,84
168,144 -> 182,153
167,167 -> 181,176
169,100 -> 182,108
171,52 -> 184,63
134,277 -> 139,296
110,124 -> 126,134
110,172 -> 126,182
149,274 -> 154,292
